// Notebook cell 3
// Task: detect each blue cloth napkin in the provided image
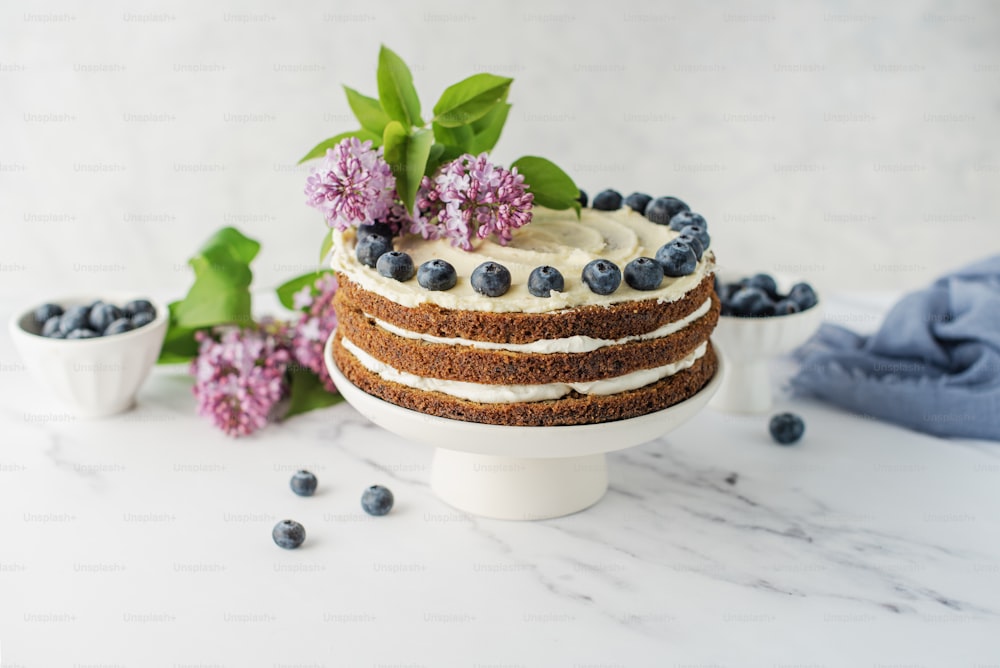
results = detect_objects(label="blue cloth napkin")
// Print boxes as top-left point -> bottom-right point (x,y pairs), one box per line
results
791,255 -> 1000,441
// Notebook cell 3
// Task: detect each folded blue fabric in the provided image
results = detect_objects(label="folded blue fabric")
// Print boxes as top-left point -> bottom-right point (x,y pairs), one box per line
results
791,255 -> 1000,440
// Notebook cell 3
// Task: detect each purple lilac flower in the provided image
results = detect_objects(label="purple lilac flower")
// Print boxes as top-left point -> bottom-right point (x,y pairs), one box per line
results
304,138 -> 397,230
291,273 -> 339,393
191,323 -> 292,438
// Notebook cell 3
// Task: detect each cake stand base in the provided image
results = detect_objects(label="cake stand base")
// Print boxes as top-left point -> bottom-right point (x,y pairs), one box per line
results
430,449 -> 607,520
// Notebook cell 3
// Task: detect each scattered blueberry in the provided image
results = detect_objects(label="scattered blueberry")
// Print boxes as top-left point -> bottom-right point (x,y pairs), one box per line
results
624,192 -> 653,215
417,259 -> 458,291
655,241 -> 698,277
58,306 -> 91,335
729,287 -> 775,317
528,266 -> 564,298
290,470 -> 318,497
66,329 -> 99,340
130,311 -> 155,328
678,224 -> 710,250
592,189 -> 623,211
471,261 -> 512,297
41,316 -> 64,338
645,196 -> 690,225
34,303 -> 63,325
376,251 -> 415,282
788,282 -> 818,310
356,221 -> 395,240
747,273 -> 778,299
361,485 -> 394,516
356,233 -> 393,268
576,189 -> 588,207
581,259 -> 622,295
769,413 -> 805,445
674,232 -> 704,260
272,519 -> 306,549
123,299 -> 155,318
88,303 -> 123,332
103,318 -> 134,336
774,299 -> 801,315
668,211 -> 707,232
624,257 -> 663,291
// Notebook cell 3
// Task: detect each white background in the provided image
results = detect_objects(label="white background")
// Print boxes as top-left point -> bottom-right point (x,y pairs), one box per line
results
2,0 -> 998,304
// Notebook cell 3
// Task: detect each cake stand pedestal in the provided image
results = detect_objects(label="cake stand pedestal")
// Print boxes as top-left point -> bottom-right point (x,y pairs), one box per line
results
325,337 -> 724,520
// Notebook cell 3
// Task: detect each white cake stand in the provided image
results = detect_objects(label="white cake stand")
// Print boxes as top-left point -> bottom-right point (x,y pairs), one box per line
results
325,336 -> 724,520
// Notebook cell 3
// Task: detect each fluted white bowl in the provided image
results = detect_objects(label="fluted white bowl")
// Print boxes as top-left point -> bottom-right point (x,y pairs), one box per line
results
9,295 -> 169,418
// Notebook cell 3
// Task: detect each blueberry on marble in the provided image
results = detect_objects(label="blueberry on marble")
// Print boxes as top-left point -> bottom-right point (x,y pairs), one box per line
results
417,259 -> 458,291
34,303 -> 63,326
66,329 -> 99,340
592,189 -> 623,211
668,211 -> 707,232
774,299 -> 801,315
645,196 -> 690,225
130,311 -> 155,328
769,413 -> 805,445
788,282 -> 818,310
528,266 -> 565,298
581,259 -> 622,295
361,485 -> 394,516
655,241 -> 698,277
376,251 -> 416,282
123,299 -> 155,318
41,316 -> 64,338
678,224 -> 710,250
272,519 -> 306,549
624,192 -> 653,215
88,303 -> 123,333
103,318 -> 134,336
357,221 -> 395,240
356,233 -> 393,268
576,189 -> 588,208
471,261 -> 512,297
290,470 -> 318,497
728,287 -> 774,317
674,232 -> 704,260
59,306 -> 91,335
747,273 -> 779,299
624,257 -> 663,291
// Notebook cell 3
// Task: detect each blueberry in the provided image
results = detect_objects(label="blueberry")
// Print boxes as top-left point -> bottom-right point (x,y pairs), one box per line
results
581,259 -> 622,295
41,316 -> 64,338
356,233 -> 393,268
123,299 -> 155,318
290,470 -> 318,497
669,211 -> 707,232
788,282 -> 818,310
272,519 -> 306,549
645,196 -> 690,225
528,266 -> 565,297
576,189 -> 588,208
471,261 -> 512,297
357,221 -> 395,240
58,306 -> 91,335
747,273 -> 778,299
104,318 -> 134,336
624,192 -> 653,215
678,224 -> 710,250
728,287 -> 774,317
674,232 -> 704,260
130,311 -> 155,328
34,303 -> 63,325
376,251 -> 415,282
769,413 -> 805,445
361,485 -> 394,516
417,259 -> 458,291
714,278 -> 737,303
592,189 -> 623,211
66,329 -> 100,339
624,257 -> 663,291
655,241 -> 698,277
88,303 -> 123,332
774,299 -> 801,315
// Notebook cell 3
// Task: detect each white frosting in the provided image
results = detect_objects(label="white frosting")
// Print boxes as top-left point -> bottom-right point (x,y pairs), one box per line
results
331,207 -> 714,314
365,297 -> 714,354
341,338 -> 708,404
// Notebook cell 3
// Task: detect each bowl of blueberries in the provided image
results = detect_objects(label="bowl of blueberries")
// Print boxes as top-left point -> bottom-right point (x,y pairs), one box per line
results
9,296 -> 167,418
711,272 -> 822,414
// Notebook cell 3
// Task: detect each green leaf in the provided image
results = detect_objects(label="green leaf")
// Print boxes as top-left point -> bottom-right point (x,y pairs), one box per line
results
319,231 -> 334,263
276,270 -> 333,312
432,122 -> 473,153
284,367 -> 345,419
343,86 -> 390,135
157,301 -> 200,364
425,143 -> 445,176
432,73 -> 512,128
383,122 -> 434,215
376,45 -> 422,127
512,156 -> 581,212
299,128 -> 380,164
469,102 -> 511,154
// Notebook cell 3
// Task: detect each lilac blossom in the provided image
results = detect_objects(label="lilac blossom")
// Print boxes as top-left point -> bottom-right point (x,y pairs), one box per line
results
304,138 -> 397,230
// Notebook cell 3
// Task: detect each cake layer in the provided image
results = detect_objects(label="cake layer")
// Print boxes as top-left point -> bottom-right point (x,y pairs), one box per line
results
332,332 -> 718,427
335,292 -> 720,384
335,271 -> 717,345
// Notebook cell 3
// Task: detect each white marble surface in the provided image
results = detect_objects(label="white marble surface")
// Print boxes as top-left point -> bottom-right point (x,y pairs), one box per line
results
2,295 -> 998,667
